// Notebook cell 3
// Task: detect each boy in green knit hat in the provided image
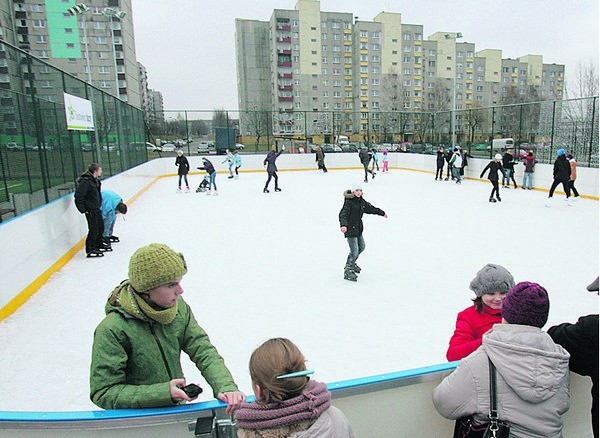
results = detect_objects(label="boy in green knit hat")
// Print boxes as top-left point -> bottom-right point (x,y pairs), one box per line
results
90,243 -> 245,412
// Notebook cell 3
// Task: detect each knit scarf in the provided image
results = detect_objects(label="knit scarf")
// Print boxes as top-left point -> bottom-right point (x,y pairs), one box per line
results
235,380 -> 331,430
109,280 -> 178,324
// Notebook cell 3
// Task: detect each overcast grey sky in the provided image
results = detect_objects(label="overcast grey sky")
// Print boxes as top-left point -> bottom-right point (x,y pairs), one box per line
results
132,0 -> 599,110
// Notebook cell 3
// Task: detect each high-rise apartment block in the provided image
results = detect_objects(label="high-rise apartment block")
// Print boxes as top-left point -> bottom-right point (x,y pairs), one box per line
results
0,0 -> 144,108
235,0 -> 564,138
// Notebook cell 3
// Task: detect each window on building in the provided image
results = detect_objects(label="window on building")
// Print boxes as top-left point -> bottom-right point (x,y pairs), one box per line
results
372,90 -> 379,97
333,33 -> 340,40
371,31 -> 380,38
322,33 -> 327,40
32,19 -> 45,27
403,56 -> 411,63
35,35 -> 47,43
95,36 -> 107,44
371,78 -> 379,85
403,45 -> 411,52
333,57 -> 340,63
333,45 -> 341,52
333,68 -> 341,75
360,30 -> 368,37
322,68 -> 328,75
372,44 -> 380,50
93,22 -> 106,30
334,80 -> 341,87
333,91 -> 341,97
323,90 -> 329,97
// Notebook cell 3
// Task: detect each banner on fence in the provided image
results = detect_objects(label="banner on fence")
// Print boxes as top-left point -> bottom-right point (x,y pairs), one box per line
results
63,93 -> 95,131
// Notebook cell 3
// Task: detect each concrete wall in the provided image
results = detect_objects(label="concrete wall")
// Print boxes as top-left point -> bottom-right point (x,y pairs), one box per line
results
1,153 -> 597,318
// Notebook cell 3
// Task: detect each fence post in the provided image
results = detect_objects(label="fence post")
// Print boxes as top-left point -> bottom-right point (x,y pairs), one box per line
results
185,111 -> 190,155
550,100 -> 556,158
489,107 -> 496,159
588,97 -> 597,166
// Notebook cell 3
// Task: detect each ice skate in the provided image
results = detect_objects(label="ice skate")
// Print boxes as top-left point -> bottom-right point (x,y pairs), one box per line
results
344,265 -> 358,282
545,197 -> 552,207
351,263 -> 361,273
489,197 -> 497,203
86,250 -> 104,258
177,187 -> 182,193
496,195 -> 501,202
263,188 -> 269,193
228,175 -> 234,179
185,187 -> 190,193
108,235 -> 120,243
372,172 -> 376,180
234,175 -> 239,179
275,187 -> 282,192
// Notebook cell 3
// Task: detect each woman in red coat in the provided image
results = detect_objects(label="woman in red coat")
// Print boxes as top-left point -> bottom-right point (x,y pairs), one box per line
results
446,263 -> 515,361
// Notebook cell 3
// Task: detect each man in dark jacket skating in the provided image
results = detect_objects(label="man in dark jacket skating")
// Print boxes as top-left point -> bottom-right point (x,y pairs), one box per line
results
74,163 -> 109,258
358,147 -> 375,183
546,148 -> 571,207
338,183 -> 387,281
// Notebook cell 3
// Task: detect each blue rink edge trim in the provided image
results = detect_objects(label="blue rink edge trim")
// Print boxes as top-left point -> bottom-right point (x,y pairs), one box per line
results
0,361 -> 459,422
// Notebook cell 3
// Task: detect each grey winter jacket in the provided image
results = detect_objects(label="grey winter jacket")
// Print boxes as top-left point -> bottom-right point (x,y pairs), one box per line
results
433,324 -> 570,438
297,406 -> 356,438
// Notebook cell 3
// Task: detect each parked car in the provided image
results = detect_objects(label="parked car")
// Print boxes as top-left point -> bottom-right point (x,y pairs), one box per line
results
475,144 -> 487,151
234,143 -> 245,150
162,143 -> 176,152
6,142 -> 23,150
146,142 -> 162,152
333,144 -> 342,152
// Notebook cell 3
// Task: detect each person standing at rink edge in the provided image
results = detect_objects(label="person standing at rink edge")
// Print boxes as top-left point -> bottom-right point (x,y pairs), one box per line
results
338,183 -> 387,282
90,243 -> 245,412
548,276 -> 599,438
235,338 -> 356,437
100,189 -> 127,245
74,163 -> 110,258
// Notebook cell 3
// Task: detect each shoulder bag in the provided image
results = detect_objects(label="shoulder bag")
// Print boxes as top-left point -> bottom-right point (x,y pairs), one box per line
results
452,358 -> 510,438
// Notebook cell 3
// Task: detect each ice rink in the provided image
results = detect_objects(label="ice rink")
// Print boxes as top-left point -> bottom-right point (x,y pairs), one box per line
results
0,167 -> 598,411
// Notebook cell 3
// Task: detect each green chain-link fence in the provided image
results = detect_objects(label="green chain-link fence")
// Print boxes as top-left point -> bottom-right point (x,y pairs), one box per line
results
0,40 -> 146,220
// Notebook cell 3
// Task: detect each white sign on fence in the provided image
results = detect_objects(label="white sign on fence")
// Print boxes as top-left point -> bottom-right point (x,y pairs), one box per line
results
63,93 -> 95,131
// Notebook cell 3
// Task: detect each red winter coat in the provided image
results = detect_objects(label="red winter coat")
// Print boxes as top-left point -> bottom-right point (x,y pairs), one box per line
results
446,305 -> 502,361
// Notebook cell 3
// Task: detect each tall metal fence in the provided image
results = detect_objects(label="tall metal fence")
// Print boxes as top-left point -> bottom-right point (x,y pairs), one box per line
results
0,40 -> 146,221
148,96 -> 598,167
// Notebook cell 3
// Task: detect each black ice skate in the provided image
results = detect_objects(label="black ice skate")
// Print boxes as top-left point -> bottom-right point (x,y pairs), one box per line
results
263,188 -> 270,193
86,250 -> 104,258
496,195 -> 502,202
344,266 -> 358,282
351,263 -> 361,273
109,235 -> 120,243
489,197 -> 497,203
275,187 -> 282,192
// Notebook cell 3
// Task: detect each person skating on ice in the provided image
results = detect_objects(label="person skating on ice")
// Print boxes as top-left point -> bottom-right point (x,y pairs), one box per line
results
480,154 -> 504,203
222,149 -> 235,179
501,149 -> 518,188
175,150 -> 190,192
435,147 -> 445,180
449,147 -> 463,184
567,153 -> 580,200
233,150 -> 242,179
357,147 -> 375,182
370,148 -> 380,172
382,149 -> 389,173
263,145 -> 285,193
197,157 -> 218,196
546,148 -> 571,207
314,144 -> 327,173
338,183 -> 387,282
522,151 -> 537,190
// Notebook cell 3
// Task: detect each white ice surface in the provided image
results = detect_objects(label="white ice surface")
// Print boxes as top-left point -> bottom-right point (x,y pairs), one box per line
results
0,169 -> 598,411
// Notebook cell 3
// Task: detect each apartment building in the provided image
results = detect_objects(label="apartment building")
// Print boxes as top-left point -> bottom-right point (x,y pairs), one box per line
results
235,0 -> 564,139
0,0 -> 142,108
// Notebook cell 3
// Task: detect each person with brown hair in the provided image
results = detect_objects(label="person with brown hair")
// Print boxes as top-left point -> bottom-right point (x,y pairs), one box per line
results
234,338 -> 355,437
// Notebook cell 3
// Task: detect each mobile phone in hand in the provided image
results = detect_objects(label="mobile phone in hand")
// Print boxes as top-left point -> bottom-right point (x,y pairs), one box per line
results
181,383 -> 202,398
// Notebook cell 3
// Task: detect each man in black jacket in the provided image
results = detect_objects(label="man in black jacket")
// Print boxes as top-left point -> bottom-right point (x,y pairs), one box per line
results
74,163 -> 108,258
358,147 -> 375,183
338,184 -> 387,281
546,148 -> 572,207
548,277 -> 599,438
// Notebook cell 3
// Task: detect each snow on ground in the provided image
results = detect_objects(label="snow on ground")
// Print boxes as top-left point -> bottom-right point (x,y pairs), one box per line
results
0,168 -> 598,411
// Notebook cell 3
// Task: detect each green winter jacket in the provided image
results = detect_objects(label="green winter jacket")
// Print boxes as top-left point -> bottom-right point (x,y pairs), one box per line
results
90,295 -> 238,409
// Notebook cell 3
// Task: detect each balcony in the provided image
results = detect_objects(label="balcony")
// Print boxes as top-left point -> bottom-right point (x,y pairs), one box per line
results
277,61 -> 292,67
277,37 -> 291,43
276,24 -> 291,31
278,96 -> 293,102
278,85 -> 293,91
278,72 -> 293,79
277,49 -> 292,55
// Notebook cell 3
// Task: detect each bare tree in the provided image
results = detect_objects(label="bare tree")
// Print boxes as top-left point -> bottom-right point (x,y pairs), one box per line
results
241,104 -> 270,151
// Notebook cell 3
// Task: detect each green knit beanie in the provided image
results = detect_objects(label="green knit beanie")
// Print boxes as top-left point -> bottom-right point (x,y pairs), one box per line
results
128,243 -> 187,293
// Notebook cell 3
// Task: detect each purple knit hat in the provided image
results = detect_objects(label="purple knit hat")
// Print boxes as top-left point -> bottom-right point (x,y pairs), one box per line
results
502,281 -> 549,328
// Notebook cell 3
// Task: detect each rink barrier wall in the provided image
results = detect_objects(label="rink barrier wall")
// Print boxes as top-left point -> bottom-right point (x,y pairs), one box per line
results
0,153 -> 597,322
0,364 -> 593,437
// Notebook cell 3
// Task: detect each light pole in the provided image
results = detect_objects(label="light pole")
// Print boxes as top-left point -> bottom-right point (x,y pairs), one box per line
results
101,7 -> 126,100
68,3 -> 102,166
445,32 -> 462,147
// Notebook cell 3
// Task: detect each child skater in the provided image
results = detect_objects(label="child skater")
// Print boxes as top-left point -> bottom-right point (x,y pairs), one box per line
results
222,149 -> 234,179
370,148 -> 380,172
382,149 -> 389,173
234,338 -> 356,437
480,153 -> 504,202
197,157 -> 218,196
195,175 -> 210,192
233,150 -> 242,179
175,150 -> 190,192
